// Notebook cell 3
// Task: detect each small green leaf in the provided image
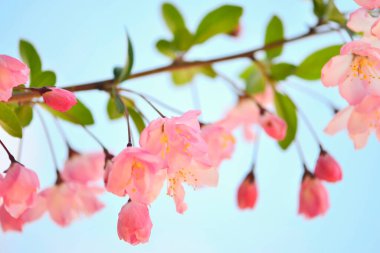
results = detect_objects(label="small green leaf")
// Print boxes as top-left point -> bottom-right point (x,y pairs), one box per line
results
172,69 -> 197,85
171,66 -> 216,85
31,70 -> 57,88
194,5 -> 243,44
117,34 -> 134,82
19,40 -> 42,78
162,3 -> 187,34
312,0 -> 325,18
295,45 -> 341,80
325,0 -> 345,25
107,95 -> 135,120
42,99 -> 94,125
0,103 -> 23,138
274,92 -> 298,149
265,16 -> 284,59
156,39 -> 177,59
127,106 -> 146,134
240,63 -> 266,95
14,105 -> 33,127
172,28 -> 194,52
269,63 -> 296,81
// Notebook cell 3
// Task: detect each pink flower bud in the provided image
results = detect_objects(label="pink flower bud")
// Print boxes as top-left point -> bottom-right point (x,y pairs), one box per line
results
1,163 -> 40,218
259,113 -> 287,140
0,55 -> 30,101
314,151 -> 342,183
117,201 -> 153,245
298,174 -> 329,219
237,172 -> 258,210
42,87 -> 77,112
228,24 -> 242,37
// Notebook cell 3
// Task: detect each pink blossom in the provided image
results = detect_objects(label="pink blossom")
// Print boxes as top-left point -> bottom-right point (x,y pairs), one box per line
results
321,40 -> 380,105
325,95 -> 380,149
219,98 -> 260,140
201,124 -> 235,167
1,163 -> 39,218
0,206 -> 23,232
40,182 -> 104,227
0,55 -> 29,101
42,87 -> 77,112
259,112 -> 287,140
106,147 -> 165,204
117,201 -> 153,245
167,160 -> 218,213
354,0 -> 380,9
298,174 -> 329,219
61,151 -> 105,184
347,8 -> 380,37
314,151 -> 343,183
237,172 -> 258,210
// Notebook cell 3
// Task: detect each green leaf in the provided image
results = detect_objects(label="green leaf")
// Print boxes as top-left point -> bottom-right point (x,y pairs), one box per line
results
172,28 -> 193,51
156,39 -> 177,59
240,63 -> 266,95
0,103 -> 23,138
117,34 -> 134,82
269,63 -> 296,81
295,45 -> 341,80
19,40 -> 42,79
265,16 -> 284,59
274,92 -> 298,149
14,105 -> 33,127
42,99 -> 94,125
312,0 -> 325,18
325,0 -> 345,25
171,66 -> 216,85
107,95 -> 134,120
162,3 -> 187,34
127,106 -> 146,134
31,70 -> 57,88
194,5 -> 243,44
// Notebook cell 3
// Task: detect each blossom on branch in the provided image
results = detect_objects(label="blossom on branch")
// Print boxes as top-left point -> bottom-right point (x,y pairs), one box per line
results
0,55 -> 29,101
41,87 -> 77,112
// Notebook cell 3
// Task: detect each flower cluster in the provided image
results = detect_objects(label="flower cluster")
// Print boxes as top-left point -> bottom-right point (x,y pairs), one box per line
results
105,110 -> 235,245
322,0 -> 380,148
0,151 -> 105,231
0,54 -> 77,111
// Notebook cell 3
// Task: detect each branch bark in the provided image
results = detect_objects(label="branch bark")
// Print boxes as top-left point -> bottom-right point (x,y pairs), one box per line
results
9,26 -> 337,103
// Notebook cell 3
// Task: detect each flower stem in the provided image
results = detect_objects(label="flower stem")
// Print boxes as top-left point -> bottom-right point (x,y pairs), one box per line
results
0,139 -> 16,163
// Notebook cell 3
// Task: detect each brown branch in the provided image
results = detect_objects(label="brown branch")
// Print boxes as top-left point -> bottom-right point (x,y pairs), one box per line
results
9,26 -> 337,103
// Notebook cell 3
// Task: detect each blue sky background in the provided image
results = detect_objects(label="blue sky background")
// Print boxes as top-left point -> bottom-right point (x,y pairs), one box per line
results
1,0 -> 380,252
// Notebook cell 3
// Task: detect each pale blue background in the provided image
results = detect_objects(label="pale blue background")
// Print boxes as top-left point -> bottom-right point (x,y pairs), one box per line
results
1,0 -> 379,252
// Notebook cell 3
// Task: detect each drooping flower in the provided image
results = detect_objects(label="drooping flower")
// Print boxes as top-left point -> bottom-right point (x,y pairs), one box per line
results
106,147 -> 165,205
61,151 -> 105,184
1,163 -> 40,218
314,151 -> 343,183
259,112 -> 287,140
354,0 -> 380,9
201,124 -> 235,167
0,55 -> 30,101
41,87 -> 77,112
40,182 -> 104,227
325,95 -> 380,149
237,171 -> 258,210
219,98 -> 260,140
0,206 -> 23,232
298,173 -> 329,219
117,201 -> 153,245
167,160 -> 218,214
140,110 -> 218,213
321,40 -> 380,105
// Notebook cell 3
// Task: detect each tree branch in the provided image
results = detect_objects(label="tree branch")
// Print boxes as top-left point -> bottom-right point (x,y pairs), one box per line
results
9,26 -> 338,103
